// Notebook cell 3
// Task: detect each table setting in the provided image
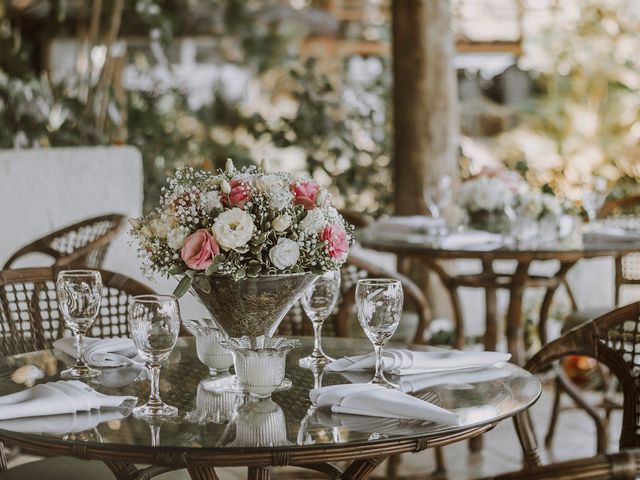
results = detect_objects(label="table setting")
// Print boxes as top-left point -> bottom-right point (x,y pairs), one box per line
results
0,160 -> 542,479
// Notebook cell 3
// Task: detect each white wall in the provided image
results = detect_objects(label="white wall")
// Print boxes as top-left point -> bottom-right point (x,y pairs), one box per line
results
0,146 -> 207,319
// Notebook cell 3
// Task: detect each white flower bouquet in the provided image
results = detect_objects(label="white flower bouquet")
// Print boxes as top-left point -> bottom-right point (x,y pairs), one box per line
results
514,190 -> 563,220
460,177 -> 515,213
130,160 -> 354,297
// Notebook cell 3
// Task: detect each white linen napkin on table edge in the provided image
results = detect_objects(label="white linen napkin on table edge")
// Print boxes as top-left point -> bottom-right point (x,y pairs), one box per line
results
583,225 -> 640,244
310,383 -> 460,426
440,230 -> 503,251
325,349 -> 511,376
0,380 -> 136,420
53,337 -> 143,367
0,408 -> 127,435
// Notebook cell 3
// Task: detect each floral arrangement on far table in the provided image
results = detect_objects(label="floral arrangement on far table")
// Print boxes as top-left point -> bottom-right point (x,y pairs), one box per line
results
130,159 -> 354,296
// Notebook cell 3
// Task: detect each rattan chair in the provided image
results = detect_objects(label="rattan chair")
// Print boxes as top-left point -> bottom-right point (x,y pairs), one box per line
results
3,214 -> 126,270
513,302 -> 640,470
485,449 -> 640,480
0,267 -> 164,478
0,267 -> 155,356
543,197 -> 640,450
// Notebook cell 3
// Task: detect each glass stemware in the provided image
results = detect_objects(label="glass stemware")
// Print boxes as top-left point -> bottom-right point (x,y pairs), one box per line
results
56,270 -> 103,380
582,176 -> 607,223
355,279 -> 403,389
128,294 -> 181,418
424,175 -> 452,235
299,271 -> 341,367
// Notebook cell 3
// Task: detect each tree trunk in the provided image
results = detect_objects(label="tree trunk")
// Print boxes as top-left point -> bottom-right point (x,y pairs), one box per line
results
392,0 -> 459,336
393,0 -> 459,209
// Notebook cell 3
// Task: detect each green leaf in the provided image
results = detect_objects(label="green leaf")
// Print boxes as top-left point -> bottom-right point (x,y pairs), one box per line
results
173,275 -> 193,298
185,270 -> 195,278
193,275 -> 211,294
168,264 -> 188,275
205,262 -> 219,275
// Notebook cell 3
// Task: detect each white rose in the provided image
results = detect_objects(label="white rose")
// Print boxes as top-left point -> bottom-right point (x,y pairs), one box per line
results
269,238 -> 300,270
167,226 -> 191,250
254,174 -> 281,192
300,208 -> 326,233
200,190 -> 222,212
272,213 -> 292,232
212,208 -> 255,251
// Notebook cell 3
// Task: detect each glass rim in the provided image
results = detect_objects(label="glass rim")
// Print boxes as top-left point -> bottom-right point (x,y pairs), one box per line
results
356,278 -> 401,286
131,294 -> 178,304
57,269 -> 101,277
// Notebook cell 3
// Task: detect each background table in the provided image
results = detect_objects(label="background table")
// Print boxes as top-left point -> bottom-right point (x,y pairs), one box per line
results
0,337 -> 541,480
361,232 -> 640,364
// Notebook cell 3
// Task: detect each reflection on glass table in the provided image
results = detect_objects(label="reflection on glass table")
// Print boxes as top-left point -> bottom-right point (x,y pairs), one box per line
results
0,337 -> 541,451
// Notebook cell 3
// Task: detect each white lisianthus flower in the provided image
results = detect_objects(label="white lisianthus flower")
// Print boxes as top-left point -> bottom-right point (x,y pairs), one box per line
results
254,174 -> 281,192
212,208 -> 255,251
272,213 -> 292,232
166,226 -> 191,250
200,190 -> 222,212
300,208 -> 326,233
269,238 -> 300,270
220,179 -> 231,194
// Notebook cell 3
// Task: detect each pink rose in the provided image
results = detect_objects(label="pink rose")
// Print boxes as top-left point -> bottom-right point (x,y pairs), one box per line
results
291,180 -> 320,210
180,229 -> 220,270
321,224 -> 349,260
221,179 -> 252,208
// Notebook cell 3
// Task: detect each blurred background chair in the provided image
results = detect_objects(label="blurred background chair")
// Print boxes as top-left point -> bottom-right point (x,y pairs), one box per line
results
2,214 -> 126,270
543,196 -> 640,450
513,302 -> 640,470
485,449 -> 640,480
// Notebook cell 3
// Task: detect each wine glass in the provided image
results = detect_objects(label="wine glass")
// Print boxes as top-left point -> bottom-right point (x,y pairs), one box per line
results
424,175 -> 452,234
128,294 -> 181,418
355,279 -> 403,389
298,271 -> 341,368
582,176 -> 607,223
56,270 -> 103,380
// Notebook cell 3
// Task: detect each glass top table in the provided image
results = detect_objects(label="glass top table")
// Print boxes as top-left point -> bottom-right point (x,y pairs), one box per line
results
360,228 -> 640,365
0,337 -> 541,480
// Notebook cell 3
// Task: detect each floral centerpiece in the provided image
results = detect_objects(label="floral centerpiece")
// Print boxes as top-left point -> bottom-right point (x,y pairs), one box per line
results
130,159 -> 354,340
460,175 -> 516,234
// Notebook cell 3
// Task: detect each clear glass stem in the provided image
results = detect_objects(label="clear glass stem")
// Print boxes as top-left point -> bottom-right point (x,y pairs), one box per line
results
372,344 -> 386,384
148,364 -> 162,406
75,333 -> 87,368
311,321 -> 325,358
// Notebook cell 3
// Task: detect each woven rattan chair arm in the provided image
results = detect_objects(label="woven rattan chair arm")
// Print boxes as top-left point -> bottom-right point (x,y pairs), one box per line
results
485,449 -> 640,480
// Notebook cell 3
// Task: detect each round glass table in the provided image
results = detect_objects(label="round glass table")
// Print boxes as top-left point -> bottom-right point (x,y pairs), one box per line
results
360,230 -> 640,364
0,337 -> 541,480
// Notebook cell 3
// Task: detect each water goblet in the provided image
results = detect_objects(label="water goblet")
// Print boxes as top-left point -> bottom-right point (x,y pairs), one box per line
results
424,175 -> 453,235
582,176 -> 607,223
128,294 -> 181,418
56,270 -> 103,380
299,271 -> 341,368
355,279 -> 403,389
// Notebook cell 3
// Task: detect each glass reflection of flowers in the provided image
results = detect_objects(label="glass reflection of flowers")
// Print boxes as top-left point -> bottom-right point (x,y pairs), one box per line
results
129,159 -> 354,298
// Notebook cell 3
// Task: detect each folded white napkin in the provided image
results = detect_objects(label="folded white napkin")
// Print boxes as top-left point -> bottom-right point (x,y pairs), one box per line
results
0,409 -> 126,435
325,349 -> 511,376
583,225 -> 640,244
336,366 -> 511,394
54,337 -> 142,367
310,384 -> 459,426
366,216 -> 444,238
0,381 -> 136,420
440,230 -> 503,251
